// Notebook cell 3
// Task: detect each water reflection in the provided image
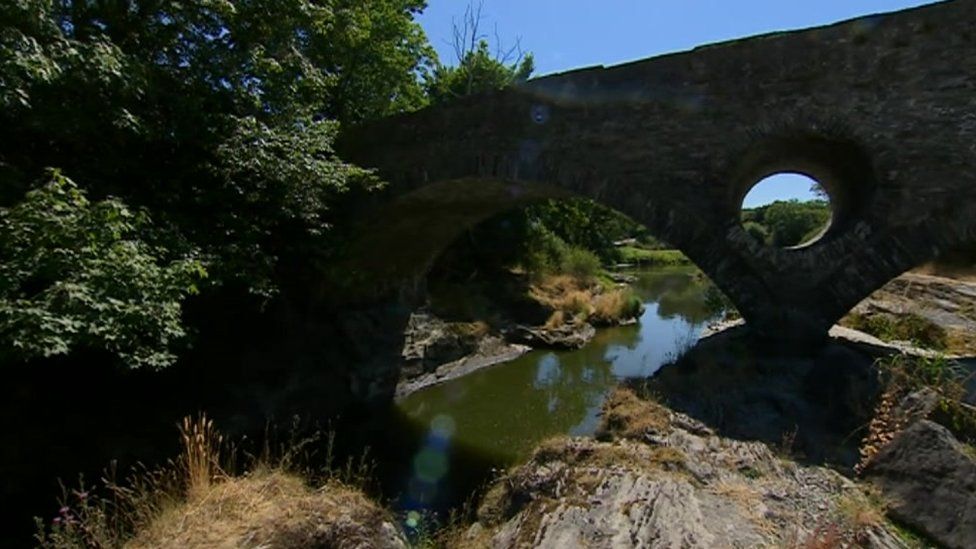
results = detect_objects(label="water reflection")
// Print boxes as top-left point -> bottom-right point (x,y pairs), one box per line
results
637,269 -> 718,324
397,267 -> 723,478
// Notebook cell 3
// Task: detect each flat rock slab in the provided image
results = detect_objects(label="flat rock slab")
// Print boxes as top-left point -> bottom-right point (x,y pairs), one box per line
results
508,323 -> 596,350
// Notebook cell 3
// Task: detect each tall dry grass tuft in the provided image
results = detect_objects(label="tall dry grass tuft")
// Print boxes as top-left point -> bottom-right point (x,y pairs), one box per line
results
34,415 -> 219,548
36,415 -> 388,548
179,414 -> 225,499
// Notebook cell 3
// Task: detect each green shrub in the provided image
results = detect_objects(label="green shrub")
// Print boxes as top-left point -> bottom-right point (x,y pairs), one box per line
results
844,312 -> 947,350
521,222 -> 568,277
704,286 -> 739,319
559,247 -> 601,282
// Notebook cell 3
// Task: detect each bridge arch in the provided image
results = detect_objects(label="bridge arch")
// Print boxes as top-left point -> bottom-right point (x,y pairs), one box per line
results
336,1 -> 976,344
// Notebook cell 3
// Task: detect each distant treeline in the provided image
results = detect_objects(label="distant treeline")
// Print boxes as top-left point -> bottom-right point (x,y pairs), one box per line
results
741,200 -> 831,247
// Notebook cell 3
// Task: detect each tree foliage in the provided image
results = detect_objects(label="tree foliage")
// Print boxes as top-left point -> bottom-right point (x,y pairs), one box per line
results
426,39 -> 533,103
424,0 -> 533,103
526,199 -> 644,262
0,172 -> 204,368
0,0 -> 435,366
764,200 -> 831,247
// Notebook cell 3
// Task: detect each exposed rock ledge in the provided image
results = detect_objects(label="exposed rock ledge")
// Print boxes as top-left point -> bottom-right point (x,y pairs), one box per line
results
395,336 -> 531,399
458,389 -> 910,548
507,322 -> 597,350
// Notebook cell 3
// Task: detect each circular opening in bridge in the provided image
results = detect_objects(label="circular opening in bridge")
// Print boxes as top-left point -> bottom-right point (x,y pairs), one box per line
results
740,172 -> 832,248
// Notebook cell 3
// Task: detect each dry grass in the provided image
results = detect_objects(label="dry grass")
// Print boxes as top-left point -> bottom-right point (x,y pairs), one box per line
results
589,288 -> 642,326
834,491 -> 885,533
587,444 -> 685,473
528,275 -> 642,327
596,387 -> 672,442
36,416 -> 393,549
786,491 -> 887,548
528,275 -> 593,318
544,310 -> 567,329
530,435 -> 686,476
448,320 -> 491,339
591,290 -> 627,320
945,328 -> 976,356
792,522 -> 847,549
530,435 -> 578,463
179,415 -> 224,500
911,261 -> 976,282
126,471 -> 395,549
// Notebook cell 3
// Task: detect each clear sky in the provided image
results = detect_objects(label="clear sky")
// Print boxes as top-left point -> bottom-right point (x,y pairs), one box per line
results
418,0 -> 936,207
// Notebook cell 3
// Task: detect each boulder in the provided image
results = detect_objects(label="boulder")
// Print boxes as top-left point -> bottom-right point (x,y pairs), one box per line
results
863,420 -> 976,549
401,313 -> 480,374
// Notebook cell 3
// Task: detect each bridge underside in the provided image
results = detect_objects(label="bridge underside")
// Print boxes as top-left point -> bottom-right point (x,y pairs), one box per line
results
337,1 -> 976,343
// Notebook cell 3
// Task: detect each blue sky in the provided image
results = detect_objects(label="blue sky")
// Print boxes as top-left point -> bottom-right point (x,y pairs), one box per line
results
418,0 -> 934,206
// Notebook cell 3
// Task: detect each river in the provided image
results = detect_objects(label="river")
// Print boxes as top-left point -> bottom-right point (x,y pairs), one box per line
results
381,266 -> 727,523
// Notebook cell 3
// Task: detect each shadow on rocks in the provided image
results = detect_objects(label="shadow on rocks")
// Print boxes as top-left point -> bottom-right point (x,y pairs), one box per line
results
631,325 -> 886,470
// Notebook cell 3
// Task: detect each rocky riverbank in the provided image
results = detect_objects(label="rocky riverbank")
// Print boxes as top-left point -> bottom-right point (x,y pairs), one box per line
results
395,273 -> 642,397
453,388 -> 912,548
453,374 -> 975,548
842,272 -> 976,356
396,317 -> 531,399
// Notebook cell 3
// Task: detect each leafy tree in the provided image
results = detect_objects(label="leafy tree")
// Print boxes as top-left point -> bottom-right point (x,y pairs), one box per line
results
1,0 -> 434,288
425,0 -> 534,103
527,199 -> 644,262
210,116 -> 382,297
0,172 -> 204,368
426,39 -> 534,102
0,0 -> 436,365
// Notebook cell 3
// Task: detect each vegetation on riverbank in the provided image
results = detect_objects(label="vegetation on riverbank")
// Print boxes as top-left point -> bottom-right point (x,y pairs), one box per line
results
860,354 -> 976,470
34,417 -> 392,549
530,275 -> 643,328
425,194 -> 655,332
841,312 -> 948,351
615,246 -> 691,267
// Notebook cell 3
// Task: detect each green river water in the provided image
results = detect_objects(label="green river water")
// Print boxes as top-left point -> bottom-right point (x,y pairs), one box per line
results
386,266 -> 725,516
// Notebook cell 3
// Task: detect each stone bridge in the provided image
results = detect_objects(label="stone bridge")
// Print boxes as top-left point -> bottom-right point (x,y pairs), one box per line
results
337,0 -> 976,344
